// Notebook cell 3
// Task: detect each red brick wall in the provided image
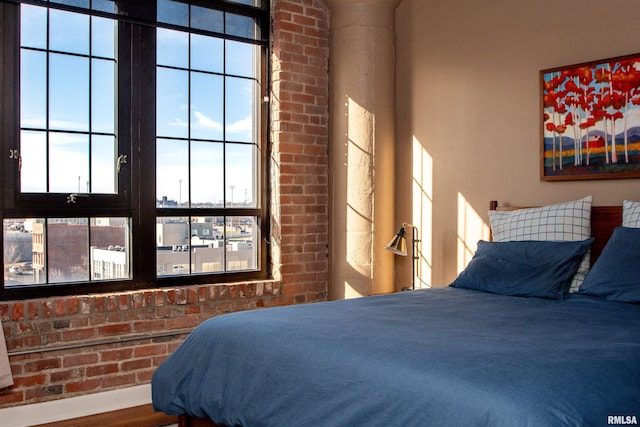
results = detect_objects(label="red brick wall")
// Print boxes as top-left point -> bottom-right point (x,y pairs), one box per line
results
0,0 -> 329,410
271,0 -> 330,303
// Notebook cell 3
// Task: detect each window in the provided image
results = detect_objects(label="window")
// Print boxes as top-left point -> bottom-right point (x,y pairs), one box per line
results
0,0 -> 269,299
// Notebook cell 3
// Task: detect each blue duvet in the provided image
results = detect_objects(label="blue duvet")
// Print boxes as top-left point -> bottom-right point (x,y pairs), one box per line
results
152,288 -> 640,426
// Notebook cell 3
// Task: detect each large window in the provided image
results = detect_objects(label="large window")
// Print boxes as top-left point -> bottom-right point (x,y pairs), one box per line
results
0,0 -> 269,299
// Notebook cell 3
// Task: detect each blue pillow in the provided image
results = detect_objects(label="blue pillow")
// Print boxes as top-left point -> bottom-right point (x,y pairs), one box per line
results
579,227 -> 640,303
450,238 -> 594,299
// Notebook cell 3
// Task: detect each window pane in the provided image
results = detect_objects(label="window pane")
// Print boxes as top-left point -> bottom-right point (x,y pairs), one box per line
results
157,67 -> 189,138
91,16 -> 115,59
157,139 -> 189,207
191,217 -> 224,273
191,6 -> 223,34
90,218 -> 130,280
92,0 -> 115,14
225,13 -> 255,40
49,9 -> 89,55
191,72 -> 223,140
21,50 -> 47,129
225,40 -> 255,78
47,218 -> 89,283
226,216 -> 258,271
157,0 -> 188,26
49,53 -> 89,132
191,141 -> 223,207
21,5 -> 47,49
226,143 -> 256,207
191,34 -> 223,73
4,218 -> 45,287
157,28 -> 188,68
91,135 -> 117,193
156,217 -> 189,276
92,58 -> 115,133
51,0 -> 90,8
49,132 -> 89,193
225,76 -> 255,143
20,131 -> 47,193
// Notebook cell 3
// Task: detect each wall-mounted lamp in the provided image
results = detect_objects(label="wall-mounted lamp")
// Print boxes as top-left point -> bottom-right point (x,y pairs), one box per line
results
385,223 -> 420,291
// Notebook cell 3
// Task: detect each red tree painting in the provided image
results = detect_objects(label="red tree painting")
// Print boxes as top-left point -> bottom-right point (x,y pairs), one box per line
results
541,53 -> 640,180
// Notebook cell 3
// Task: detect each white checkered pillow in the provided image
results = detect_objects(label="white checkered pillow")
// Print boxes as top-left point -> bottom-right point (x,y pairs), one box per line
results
488,196 -> 592,293
622,200 -> 640,228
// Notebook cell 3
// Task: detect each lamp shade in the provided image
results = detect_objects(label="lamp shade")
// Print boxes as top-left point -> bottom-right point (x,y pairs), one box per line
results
385,226 -> 408,256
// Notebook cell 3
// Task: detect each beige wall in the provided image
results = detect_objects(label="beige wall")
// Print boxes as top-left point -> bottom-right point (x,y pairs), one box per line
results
395,0 -> 640,288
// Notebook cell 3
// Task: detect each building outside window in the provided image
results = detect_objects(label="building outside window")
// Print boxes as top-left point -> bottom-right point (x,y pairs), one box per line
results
0,0 -> 269,300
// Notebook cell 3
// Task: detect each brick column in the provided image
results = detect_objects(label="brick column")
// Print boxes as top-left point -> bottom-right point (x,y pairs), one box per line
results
270,0 -> 330,303
323,0 -> 401,299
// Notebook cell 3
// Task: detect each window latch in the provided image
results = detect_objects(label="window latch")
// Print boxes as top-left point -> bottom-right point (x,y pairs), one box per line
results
116,154 -> 128,174
66,193 -> 89,204
9,149 -> 21,170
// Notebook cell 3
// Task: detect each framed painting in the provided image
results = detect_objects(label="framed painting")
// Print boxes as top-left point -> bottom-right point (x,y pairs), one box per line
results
541,53 -> 640,181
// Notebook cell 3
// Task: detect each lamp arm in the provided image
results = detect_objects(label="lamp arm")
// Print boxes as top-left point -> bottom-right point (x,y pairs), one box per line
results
401,224 -> 420,290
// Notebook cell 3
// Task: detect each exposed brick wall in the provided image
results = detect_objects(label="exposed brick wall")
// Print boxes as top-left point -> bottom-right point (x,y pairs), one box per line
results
0,0 -> 329,410
271,0 -> 330,304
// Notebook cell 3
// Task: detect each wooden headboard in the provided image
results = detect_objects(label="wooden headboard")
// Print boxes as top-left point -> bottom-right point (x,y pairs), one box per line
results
489,201 -> 622,266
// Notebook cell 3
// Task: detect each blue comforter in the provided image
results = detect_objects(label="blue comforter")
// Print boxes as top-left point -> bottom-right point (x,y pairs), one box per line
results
152,288 -> 640,426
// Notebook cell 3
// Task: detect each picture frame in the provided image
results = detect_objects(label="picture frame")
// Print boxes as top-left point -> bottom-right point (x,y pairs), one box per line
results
541,53 -> 640,181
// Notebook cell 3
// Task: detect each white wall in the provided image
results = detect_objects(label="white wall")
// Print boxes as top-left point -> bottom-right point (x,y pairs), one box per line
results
395,0 -> 640,287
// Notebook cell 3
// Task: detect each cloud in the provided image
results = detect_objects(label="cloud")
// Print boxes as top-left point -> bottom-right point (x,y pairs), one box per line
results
194,111 -> 223,130
169,118 -> 188,128
226,116 -> 253,135
190,110 -> 253,140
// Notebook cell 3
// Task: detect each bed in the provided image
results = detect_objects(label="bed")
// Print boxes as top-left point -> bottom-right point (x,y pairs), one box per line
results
152,198 -> 640,427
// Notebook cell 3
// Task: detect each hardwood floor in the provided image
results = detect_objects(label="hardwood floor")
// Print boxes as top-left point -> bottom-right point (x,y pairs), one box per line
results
32,404 -> 178,427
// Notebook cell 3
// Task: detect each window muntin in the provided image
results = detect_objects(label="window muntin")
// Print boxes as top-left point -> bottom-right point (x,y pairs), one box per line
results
155,76 -> 258,207
155,0 -> 261,276
20,4 -> 118,195
156,216 -> 257,276
155,7 -> 260,211
4,217 -> 131,287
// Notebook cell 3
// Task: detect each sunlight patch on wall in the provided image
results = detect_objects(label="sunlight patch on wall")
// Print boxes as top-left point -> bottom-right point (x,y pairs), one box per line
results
457,193 -> 490,274
346,95 -> 373,266
342,96 -> 375,297
344,280 -> 362,299
412,136 -> 433,288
